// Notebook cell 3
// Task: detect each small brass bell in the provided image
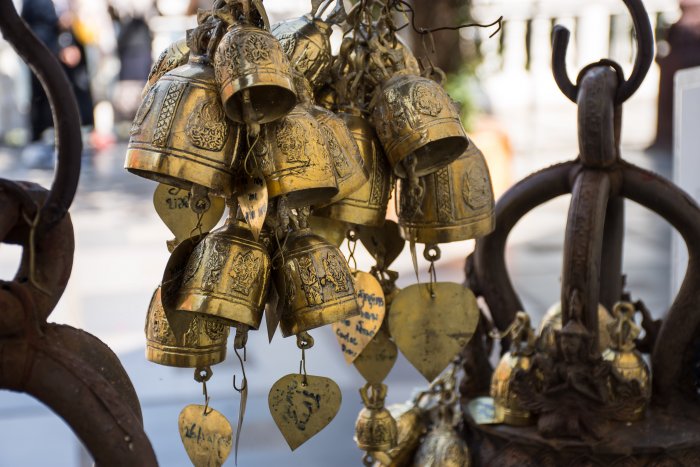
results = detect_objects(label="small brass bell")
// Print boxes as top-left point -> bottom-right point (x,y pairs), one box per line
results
215,23 -> 296,124
602,302 -> 651,421
538,302 -> 613,353
355,383 -> 398,453
373,403 -> 425,467
413,418 -> 471,467
254,102 -> 338,208
372,74 -> 468,178
143,37 -> 190,97
274,228 -> 360,337
314,109 -> 393,226
490,311 -> 536,426
272,15 -> 333,90
175,212 -> 271,329
398,139 -> 495,243
145,287 -> 228,368
126,54 -> 242,197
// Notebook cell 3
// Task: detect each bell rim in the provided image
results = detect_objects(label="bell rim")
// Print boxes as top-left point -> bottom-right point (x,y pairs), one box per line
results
314,202 -> 388,227
218,71 -> 297,124
279,295 -> 360,337
175,293 -> 265,330
389,128 -> 469,178
145,345 -> 227,368
399,213 -> 495,244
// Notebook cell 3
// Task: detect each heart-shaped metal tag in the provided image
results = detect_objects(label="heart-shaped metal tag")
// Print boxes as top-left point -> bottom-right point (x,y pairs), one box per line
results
154,184 -> 224,243
357,220 -> 405,270
388,283 -> 479,381
268,374 -> 342,451
236,168 -> 268,241
353,326 -> 398,384
333,272 -> 386,363
178,404 -> 233,467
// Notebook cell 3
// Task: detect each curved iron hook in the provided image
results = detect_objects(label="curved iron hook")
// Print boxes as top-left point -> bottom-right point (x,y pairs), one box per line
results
0,0 -> 82,233
233,346 -> 248,392
551,0 -> 654,104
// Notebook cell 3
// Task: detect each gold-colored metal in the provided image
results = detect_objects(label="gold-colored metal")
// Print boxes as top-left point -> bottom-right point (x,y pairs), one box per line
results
538,302 -> 613,353
126,56 -> 242,196
373,404 -> 425,467
354,383 -> 397,453
254,104 -> 338,208
143,38 -> 189,98
154,183 -> 225,247
275,229 -> 360,337
398,140 -> 495,243
314,110 -> 392,226
602,301 -> 651,421
268,373 -> 342,451
412,419 -> 471,467
236,168 -> 268,241
372,74 -> 468,178
176,215 -> 271,329
307,216 -> 348,247
333,271 -> 386,363
490,311 -> 536,426
388,283 -> 479,381
145,287 -> 229,368
272,16 -> 333,90
214,24 -> 296,124
178,404 -> 233,467
353,326 -> 397,384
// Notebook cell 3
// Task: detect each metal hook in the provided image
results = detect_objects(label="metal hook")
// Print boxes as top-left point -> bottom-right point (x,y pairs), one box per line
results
551,0 -> 653,104
233,346 -> 248,392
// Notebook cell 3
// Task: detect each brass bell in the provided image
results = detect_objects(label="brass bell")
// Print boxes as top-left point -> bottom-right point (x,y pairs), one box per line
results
145,287 -> 228,368
490,311 -> 536,426
314,109 -> 393,226
413,419 -> 471,467
272,15 -> 333,90
291,74 -> 368,206
538,302 -> 613,353
354,383 -> 398,453
372,404 -> 425,467
125,54 -> 242,197
602,302 -> 651,421
214,23 -> 296,124
254,102 -> 338,208
372,74 -> 468,178
274,228 -> 360,337
175,212 -> 271,329
398,139 -> 495,244
143,37 -> 190,98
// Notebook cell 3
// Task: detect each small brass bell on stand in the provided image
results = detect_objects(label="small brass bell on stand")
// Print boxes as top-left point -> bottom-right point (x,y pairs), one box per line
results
214,4 -> 296,124
314,109 -> 393,226
372,74 -> 468,178
126,27 -> 242,197
398,139 -> 495,244
538,302 -> 613,353
603,301 -> 651,421
355,383 -> 398,456
274,228 -> 360,337
490,311 -> 536,426
175,209 -> 271,329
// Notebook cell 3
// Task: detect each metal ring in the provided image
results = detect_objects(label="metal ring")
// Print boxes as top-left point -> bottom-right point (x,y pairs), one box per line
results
423,244 -> 441,262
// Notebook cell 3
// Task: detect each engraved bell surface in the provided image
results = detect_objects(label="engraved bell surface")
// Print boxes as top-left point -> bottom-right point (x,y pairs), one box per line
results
274,228 -> 360,337
143,37 -> 190,98
215,23 -> 296,124
314,109 -> 392,226
398,139 -> 495,244
372,74 -> 468,178
175,215 -> 271,329
145,287 -> 229,368
125,55 -> 242,197
354,384 -> 398,453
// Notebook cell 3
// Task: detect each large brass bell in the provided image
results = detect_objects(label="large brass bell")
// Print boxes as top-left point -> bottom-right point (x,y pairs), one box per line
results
354,383 -> 398,453
314,109 -> 392,226
254,101 -> 338,208
126,55 -> 241,197
274,228 -> 360,337
143,37 -> 190,97
175,212 -> 271,329
215,23 -> 296,124
272,16 -> 333,90
398,139 -> 495,243
372,74 -> 468,178
538,302 -> 613,353
145,287 -> 228,367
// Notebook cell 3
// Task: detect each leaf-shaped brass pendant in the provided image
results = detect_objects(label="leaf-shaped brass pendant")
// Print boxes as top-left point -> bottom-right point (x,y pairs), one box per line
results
178,404 -> 233,467
353,326 -> 398,384
333,272 -> 386,363
268,374 -> 342,450
388,283 -> 479,381
154,183 -> 224,244
236,168 -> 268,241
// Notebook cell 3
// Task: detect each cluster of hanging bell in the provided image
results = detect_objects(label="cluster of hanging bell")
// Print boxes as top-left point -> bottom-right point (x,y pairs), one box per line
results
125,0 -> 497,463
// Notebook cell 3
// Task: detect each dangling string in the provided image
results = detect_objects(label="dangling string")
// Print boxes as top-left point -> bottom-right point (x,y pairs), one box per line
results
233,326 -> 248,465
346,229 -> 359,272
423,244 -> 440,298
194,366 -> 213,415
296,332 -> 314,386
243,131 -> 262,177
391,0 -> 503,39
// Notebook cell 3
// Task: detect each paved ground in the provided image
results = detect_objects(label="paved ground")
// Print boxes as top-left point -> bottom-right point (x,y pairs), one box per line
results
0,91 -> 674,466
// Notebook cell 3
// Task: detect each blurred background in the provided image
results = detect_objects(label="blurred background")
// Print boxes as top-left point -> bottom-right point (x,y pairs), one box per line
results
0,0 -> 692,465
